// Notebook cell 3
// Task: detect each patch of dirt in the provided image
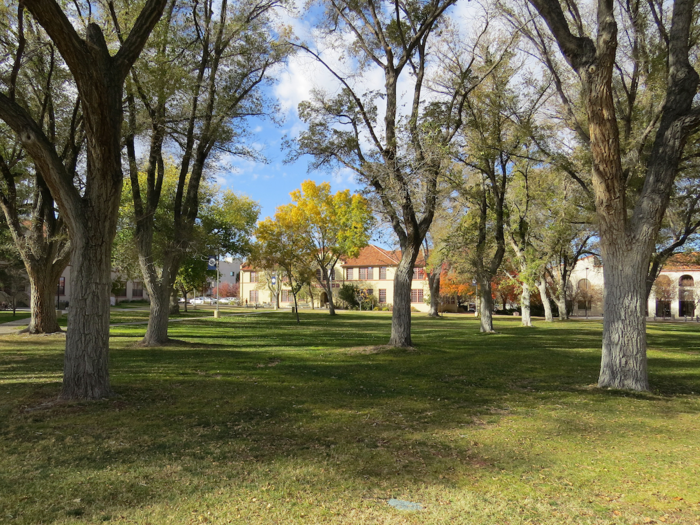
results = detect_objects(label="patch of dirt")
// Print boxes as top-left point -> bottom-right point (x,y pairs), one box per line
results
257,359 -> 281,367
343,345 -> 416,355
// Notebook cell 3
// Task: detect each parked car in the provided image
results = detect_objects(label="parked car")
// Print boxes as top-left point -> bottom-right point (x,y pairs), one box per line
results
189,297 -> 217,305
218,297 -> 240,305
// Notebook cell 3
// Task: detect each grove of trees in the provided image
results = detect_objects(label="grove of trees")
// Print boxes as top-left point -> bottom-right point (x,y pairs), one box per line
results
0,0 -> 698,396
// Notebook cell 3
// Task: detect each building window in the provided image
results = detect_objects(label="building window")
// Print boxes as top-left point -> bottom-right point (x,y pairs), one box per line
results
281,290 -> 290,302
411,289 -> 423,303
132,281 -> 143,298
679,275 -> 695,317
346,268 -> 354,280
316,268 -> 322,281
58,277 -> 66,295
379,289 -> 386,303
249,290 -> 259,303
379,267 -> 386,280
577,279 -> 591,311
412,268 -> 425,280
249,271 -> 258,283
359,267 -> 373,280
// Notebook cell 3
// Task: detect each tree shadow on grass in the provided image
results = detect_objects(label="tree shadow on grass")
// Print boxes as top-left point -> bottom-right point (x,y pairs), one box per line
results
1,313 -> 699,523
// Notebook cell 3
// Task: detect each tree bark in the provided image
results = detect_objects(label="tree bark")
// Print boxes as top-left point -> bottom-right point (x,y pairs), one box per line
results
557,293 -> 568,320
27,263 -> 63,334
521,281 -> 532,327
143,283 -> 171,345
390,244 -> 420,347
169,290 -> 179,315
527,0 -> 699,392
598,247 -> 649,390
323,270 -> 337,316
478,276 -> 495,333
177,284 -> 189,312
15,0 -> 168,400
536,278 -> 553,322
61,227 -> 114,399
428,271 -> 440,317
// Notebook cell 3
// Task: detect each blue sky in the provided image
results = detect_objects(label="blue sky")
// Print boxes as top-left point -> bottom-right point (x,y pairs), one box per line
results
211,5 -> 366,223
212,0 -> 481,233
214,114 -> 361,223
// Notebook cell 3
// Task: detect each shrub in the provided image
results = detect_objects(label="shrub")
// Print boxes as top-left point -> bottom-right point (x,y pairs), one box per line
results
339,284 -> 360,308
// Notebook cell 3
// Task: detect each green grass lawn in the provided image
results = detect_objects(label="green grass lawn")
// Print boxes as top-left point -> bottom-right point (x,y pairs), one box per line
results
53,307 -> 238,328
0,311 -> 31,324
1,312 -> 699,524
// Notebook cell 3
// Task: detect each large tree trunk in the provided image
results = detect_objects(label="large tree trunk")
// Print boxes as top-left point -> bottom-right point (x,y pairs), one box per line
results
536,279 -> 553,322
478,276 -> 495,333
520,281 -> 532,327
556,275 -> 569,320
324,275 -> 337,316
169,286 -> 179,314
143,283 -> 171,345
557,294 -> 567,320
428,271 -> 440,317
27,264 -> 63,333
598,247 -> 650,390
0,2 -> 167,399
61,229 -> 114,400
390,245 -> 420,347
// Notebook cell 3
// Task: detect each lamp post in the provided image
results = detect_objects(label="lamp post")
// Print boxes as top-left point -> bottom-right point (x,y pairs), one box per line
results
585,267 -> 589,320
271,273 -> 277,309
207,255 -> 220,318
215,254 -> 220,318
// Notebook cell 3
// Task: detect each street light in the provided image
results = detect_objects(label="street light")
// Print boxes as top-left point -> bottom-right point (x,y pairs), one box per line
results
585,267 -> 589,320
207,255 -> 220,318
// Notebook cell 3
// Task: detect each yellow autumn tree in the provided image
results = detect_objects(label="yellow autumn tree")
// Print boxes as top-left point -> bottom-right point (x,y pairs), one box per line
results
252,214 -> 314,324
276,180 -> 373,315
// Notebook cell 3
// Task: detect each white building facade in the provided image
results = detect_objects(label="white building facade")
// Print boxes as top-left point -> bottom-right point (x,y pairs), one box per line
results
570,253 -> 700,318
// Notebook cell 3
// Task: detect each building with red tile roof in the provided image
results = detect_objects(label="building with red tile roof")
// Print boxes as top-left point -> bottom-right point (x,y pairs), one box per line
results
239,244 -> 432,311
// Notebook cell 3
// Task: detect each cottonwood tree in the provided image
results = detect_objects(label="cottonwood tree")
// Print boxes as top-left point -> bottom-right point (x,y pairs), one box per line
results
116,170 -> 259,315
0,216 -> 29,315
173,258 -> 208,312
450,49 -> 532,333
422,233 -> 444,317
506,162 -> 545,327
0,8 -> 81,334
0,0 -> 167,399
517,0 -> 700,390
0,137 -> 72,333
274,180 -> 372,316
116,0 -> 284,345
253,215 -> 313,324
289,0 -> 499,345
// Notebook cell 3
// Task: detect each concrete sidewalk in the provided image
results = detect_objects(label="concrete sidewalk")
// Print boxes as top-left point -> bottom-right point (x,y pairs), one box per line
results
0,316 -> 32,335
0,309 -> 280,335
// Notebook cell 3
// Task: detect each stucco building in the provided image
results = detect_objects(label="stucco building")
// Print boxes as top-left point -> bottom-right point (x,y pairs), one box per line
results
239,245 -> 432,312
570,253 -> 700,318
